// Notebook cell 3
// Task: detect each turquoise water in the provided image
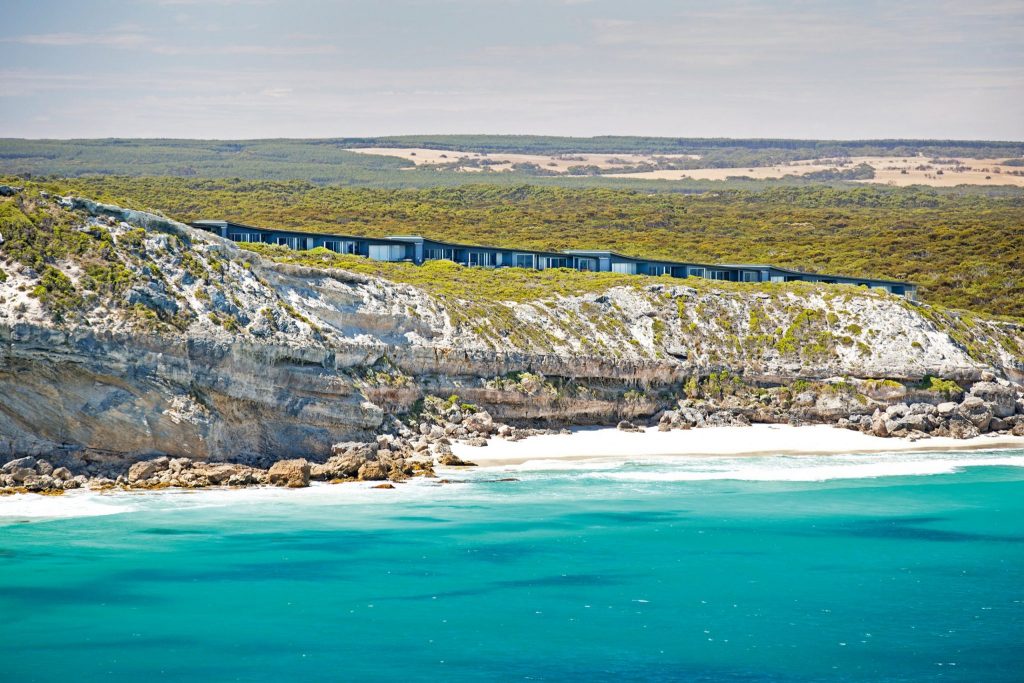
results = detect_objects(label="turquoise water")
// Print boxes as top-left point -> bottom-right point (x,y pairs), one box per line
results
2,450 -> 1024,682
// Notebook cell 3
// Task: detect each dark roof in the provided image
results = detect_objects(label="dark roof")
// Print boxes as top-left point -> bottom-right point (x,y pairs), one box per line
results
191,220 -> 395,244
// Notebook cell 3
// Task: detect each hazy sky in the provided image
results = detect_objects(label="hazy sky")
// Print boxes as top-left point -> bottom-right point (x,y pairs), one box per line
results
1,0 -> 1022,139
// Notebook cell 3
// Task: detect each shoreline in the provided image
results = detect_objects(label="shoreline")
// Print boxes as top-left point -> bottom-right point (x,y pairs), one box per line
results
2,425 -> 1023,521
452,424 -> 1024,466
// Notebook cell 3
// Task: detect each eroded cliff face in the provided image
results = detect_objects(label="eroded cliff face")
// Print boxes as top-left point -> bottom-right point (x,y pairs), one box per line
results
0,191 -> 1022,464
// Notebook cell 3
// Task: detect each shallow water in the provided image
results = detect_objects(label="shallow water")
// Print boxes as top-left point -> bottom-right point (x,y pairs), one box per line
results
2,449 -> 1024,682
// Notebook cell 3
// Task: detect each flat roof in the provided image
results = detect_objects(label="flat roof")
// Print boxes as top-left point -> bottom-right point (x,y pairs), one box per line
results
192,220 -> 396,244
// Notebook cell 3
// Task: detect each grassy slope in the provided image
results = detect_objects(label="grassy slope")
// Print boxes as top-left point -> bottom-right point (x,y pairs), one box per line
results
30,176 -> 1024,319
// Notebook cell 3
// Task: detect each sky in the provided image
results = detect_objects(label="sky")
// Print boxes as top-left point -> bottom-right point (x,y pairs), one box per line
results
1,0 -> 1022,140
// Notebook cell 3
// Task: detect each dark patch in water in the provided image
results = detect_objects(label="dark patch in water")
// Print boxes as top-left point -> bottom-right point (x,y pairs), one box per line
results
221,529 -> 416,552
0,582 -> 161,609
110,559 -> 354,584
462,542 -> 543,564
812,516 -> 1024,544
392,515 -> 450,524
374,573 -> 625,602
560,510 -> 684,525
492,573 -> 616,589
136,527 -> 210,536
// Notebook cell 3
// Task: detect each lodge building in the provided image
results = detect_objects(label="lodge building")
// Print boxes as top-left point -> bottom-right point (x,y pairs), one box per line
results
192,219 -> 917,298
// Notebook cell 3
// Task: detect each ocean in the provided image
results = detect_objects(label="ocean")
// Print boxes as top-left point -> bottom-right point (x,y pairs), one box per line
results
2,449 -> 1023,682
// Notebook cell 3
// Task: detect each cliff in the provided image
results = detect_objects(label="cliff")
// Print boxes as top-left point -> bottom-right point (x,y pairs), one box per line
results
1,187 -> 1022,467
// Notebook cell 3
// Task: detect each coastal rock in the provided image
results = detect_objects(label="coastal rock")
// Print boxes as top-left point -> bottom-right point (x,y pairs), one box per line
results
357,461 -> 389,481
969,382 -> 1018,418
1012,422 -> 1024,437
870,410 -> 889,437
436,453 -> 477,467
128,459 -> 167,483
989,417 -> 1011,432
21,474 -> 56,492
190,462 -> 263,486
267,459 -> 311,488
947,416 -> 980,440
51,467 -> 73,481
463,411 -> 494,434
2,456 -> 38,474
957,396 -> 993,432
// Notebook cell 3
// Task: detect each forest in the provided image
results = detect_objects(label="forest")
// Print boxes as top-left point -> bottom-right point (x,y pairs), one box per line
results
18,176 -> 1022,319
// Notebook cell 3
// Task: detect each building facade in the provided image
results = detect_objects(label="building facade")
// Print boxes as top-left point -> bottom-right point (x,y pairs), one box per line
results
192,219 -> 916,298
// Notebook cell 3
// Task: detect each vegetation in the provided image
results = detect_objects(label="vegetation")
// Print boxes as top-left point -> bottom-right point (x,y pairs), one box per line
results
919,375 -> 962,398
241,244 -> 663,302
4,137 -> 1023,191
28,177 -> 1024,318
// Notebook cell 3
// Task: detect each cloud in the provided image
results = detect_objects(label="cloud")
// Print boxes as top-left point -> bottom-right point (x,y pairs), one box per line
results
6,32 -> 148,48
151,43 -> 338,56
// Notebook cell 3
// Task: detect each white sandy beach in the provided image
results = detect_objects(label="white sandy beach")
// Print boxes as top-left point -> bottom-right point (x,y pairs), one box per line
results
452,424 -> 1024,466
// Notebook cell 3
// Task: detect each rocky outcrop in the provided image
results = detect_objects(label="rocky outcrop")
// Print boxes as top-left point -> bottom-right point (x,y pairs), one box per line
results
267,459 -> 311,488
834,382 -> 1024,441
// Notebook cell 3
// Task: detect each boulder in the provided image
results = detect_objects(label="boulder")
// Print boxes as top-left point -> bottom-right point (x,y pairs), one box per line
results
2,456 -> 37,474
988,417 -> 1011,432
267,459 -> 310,488
969,382 -> 1018,418
958,396 -> 993,432
885,403 -> 909,418
22,474 -> 56,492
51,467 -> 73,481
191,463 -> 262,486
870,410 -> 889,437
6,466 -> 36,483
948,416 -> 980,440
936,402 -> 958,418
329,441 -> 378,459
902,413 -> 931,433
1012,422 -> 1024,437
436,453 -> 477,467
357,461 -> 389,481
616,420 -> 643,432
463,411 -> 494,434
128,459 -> 167,483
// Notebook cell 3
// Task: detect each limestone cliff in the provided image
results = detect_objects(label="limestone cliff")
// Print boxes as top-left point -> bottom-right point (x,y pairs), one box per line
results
1,189 -> 1022,464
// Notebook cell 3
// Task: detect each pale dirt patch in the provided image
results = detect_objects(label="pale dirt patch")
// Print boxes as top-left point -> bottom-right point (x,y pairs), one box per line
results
603,155 -> 1024,186
347,147 -> 701,173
